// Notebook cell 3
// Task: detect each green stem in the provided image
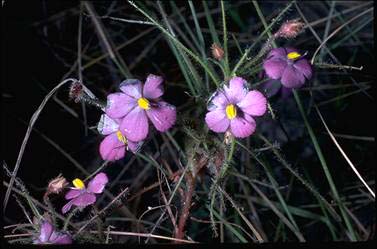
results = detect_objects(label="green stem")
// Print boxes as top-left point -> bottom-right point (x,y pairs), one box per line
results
63,208 -> 78,231
252,0 -> 277,48
128,0 -> 219,86
292,89 -> 357,241
221,1 -> 230,77
231,1 -> 294,75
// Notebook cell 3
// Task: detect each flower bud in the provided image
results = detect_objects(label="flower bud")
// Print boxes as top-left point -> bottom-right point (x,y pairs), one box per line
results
68,81 -> 84,103
211,43 -> 224,60
68,81 -> 106,109
46,174 -> 68,196
275,19 -> 305,39
224,130 -> 233,145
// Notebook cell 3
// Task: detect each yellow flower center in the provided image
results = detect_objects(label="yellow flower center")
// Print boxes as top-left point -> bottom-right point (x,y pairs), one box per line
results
287,52 -> 301,60
116,131 -> 128,144
138,97 -> 150,110
225,104 -> 237,119
72,178 -> 85,189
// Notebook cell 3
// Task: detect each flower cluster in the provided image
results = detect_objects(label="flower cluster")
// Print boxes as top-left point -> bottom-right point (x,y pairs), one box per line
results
98,114 -> 142,161
205,77 -> 267,138
33,220 -> 72,245
98,74 -> 176,161
62,172 -> 108,214
263,47 -> 312,89
91,37 -> 311,158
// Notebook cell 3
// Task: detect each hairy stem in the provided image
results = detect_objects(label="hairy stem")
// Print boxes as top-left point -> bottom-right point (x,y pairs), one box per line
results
174,172 -> 196,242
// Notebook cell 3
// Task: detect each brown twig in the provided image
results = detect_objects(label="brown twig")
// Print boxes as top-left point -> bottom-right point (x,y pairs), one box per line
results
3,78 -> 78,212
89,230 -> 195,243
157,170 -> 178,233
174,171 -> 196,243
74,187 -> 129,236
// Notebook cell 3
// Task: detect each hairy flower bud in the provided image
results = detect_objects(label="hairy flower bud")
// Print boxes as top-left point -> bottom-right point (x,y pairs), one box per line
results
46,174 -> 68,196
275,19 -> 305,39
68,81 -> 84,103
68,81 -> 106,109
211,43 -> 224,60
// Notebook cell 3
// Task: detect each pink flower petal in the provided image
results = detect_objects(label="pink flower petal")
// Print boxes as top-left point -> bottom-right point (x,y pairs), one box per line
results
146,101 -> 176,132
237,90 -> 267,116
119,79 -> 143,99
281,66 -> 305,88
224,76 -> 249,103
267,48 -> 286,59
229,115 -> 256,138
127,140 -> 143,153
70,192 -> 96,208
97,114 -> 119,135
294,59 -> 312,80
61,201 -> 74,214
263,58 -> 287,80
105,93 -> 137,119
99,133 -> 126,161
205,109 -> 230,133
39,221 -> 53,243
261,79 -> 282,98
87,173 -> 108,194
65,189 -> 82,200
50,232 -> 72,244
143,74 -> 164,99
120,107 -> 149,142
207,89 -> 228,111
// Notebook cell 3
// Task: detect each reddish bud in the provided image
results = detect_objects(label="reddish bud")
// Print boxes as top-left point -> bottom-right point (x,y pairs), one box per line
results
211,43 -> 224,60
224,130 -> 233,145
275,19 -> 305,39
68,81 -> 84,103
45,174 -> 68,196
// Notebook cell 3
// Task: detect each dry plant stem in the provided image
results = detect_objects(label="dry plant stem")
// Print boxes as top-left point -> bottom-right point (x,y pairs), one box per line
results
157,170 -> 178,233
344,206 -> 369,238
83,26 -> 155,70
314,105 -> 375,198
174,172 -> 196,243
190,216 -> 255,241
325,133 -> 374,142
74,187 -> 129,237
294,2 -> 371,99
250,182 -> 306,242
5,231 -> 195,244
3,78 -> 78,212
77,3 -> 88,136
310,7 -> 373,64
3,181 -> 77,229
4,233 -> 32,239
144,160 -> 191,243
20,122 -> 151,236
293,90 -> 357,240
315,63 -> 363,71
127,182 -> 160,202
83,1 -> 131,78
218,187 -> 265,243
88,230 -> 195,243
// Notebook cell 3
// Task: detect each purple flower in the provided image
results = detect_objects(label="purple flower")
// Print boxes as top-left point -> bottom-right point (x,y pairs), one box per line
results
33,221 -> 72,244
205,76 -> 267,138
262,79 -> 293,99
98,114 -> 142,161
105,74 -> 176,142
62,173 -> 108,214
263,47 -> 312,88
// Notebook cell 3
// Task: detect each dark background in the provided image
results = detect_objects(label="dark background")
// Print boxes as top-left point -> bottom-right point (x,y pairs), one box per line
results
2,0 -> 375,241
